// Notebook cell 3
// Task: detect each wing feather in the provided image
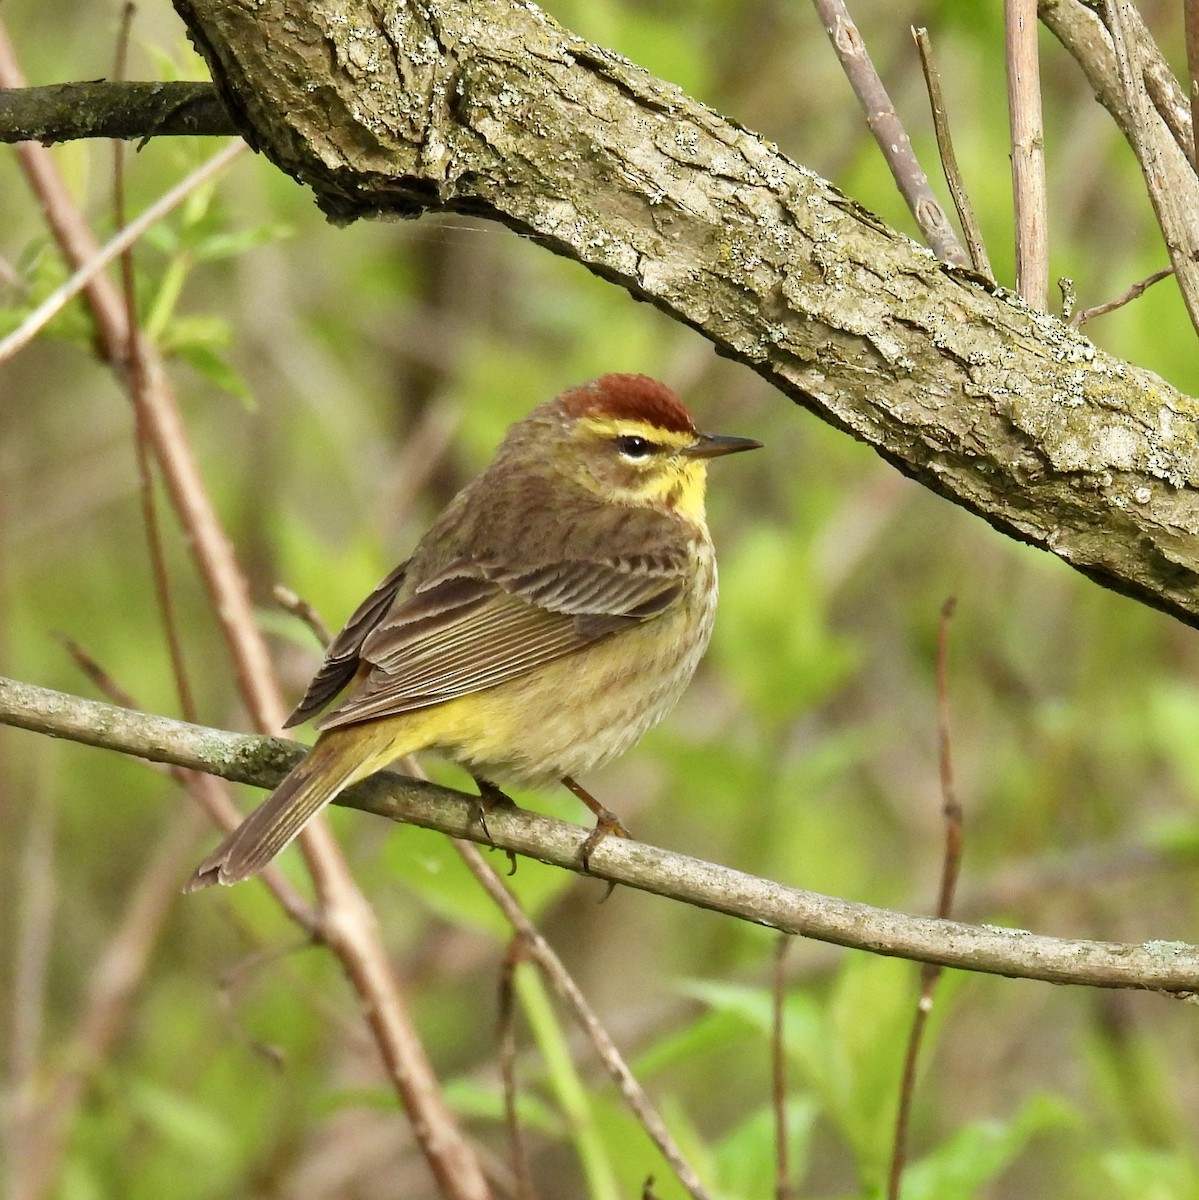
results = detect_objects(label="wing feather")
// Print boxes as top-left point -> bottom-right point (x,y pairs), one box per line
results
284,560 -> 409,727
314,548 -> 690,731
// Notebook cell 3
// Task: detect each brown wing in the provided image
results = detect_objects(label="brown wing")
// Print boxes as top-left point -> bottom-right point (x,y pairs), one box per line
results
284,560 -> 409,727
314,552 -> 686,731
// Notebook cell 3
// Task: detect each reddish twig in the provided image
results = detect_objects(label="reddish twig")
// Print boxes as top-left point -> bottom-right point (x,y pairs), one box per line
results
0,140 -> 246,365
56,634 -> 139,709
111,4 -> 200,727
809,0 -> 968,266
1006,0 -> 1049,309
58,636 -> 315,925
932,600 -> 964,913
0,20 -> 491,1199
273,584 -> 334,648
888,598 -> 964,1200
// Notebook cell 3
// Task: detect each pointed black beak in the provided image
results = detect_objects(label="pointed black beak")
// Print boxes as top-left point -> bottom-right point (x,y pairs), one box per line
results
682,432 -> 764,459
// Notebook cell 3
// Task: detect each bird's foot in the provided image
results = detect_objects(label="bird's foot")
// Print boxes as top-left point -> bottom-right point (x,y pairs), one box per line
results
471,776 -> 520,875
578,808 -> 632,874
562,775 -> 631,878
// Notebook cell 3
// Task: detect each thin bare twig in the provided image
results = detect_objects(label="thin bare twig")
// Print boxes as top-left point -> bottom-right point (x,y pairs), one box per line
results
1185,1 -> 1199,169
6,677 -> 1199,992
888,598 -> 965,1200
911,27 -> 993,278
273,584 -> 333,648
456,841 -> 714,1200
352,642 -> 693,1197
1056,0 -> 1199,335
773,934 -> 794,1200
56,634 -> 138,709
809,0 -> 969,266
1069,264 -> 1174,327
111,6 -> 200,729
0,139 -> 246,365
932,600 -> 964,915
59,636 -> 315,925
1006,0 -> 1049,309
499,941 -> 541,1200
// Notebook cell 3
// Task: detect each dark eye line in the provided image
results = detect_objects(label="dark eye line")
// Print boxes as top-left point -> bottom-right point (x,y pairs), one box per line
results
615,434 -> 658,459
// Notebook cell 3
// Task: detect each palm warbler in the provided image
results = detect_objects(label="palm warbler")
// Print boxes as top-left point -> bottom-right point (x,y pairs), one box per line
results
188,373 -> 760,888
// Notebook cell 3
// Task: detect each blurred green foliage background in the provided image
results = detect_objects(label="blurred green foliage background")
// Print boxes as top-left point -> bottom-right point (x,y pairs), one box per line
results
3,1 -> 1199,1197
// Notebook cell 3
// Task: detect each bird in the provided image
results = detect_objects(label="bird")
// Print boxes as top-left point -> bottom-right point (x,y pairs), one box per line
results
186,373 -> 761,889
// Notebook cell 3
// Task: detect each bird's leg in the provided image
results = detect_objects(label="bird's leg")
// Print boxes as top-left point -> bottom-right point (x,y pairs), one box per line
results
561,775 -> 631,872
471,775 -> 519,875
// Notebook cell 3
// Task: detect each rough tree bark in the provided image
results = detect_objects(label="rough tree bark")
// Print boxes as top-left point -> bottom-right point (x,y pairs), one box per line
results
155,0 -> 1199,627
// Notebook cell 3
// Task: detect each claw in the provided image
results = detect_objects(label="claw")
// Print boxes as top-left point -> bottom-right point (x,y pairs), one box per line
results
577,808 -> 632,872
471,777 -> 522,874
561,776 -> 631,886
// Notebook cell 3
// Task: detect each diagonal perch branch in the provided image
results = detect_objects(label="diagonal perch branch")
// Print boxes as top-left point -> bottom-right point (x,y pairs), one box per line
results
3,672 -> 1197,994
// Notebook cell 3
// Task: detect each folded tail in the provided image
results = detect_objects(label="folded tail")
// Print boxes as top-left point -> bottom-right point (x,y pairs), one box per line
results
185,725 -> 393,890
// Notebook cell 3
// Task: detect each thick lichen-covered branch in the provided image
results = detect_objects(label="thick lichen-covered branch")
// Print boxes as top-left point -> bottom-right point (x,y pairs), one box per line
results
162,0 -> 1199,626
4,1 -> 1197,627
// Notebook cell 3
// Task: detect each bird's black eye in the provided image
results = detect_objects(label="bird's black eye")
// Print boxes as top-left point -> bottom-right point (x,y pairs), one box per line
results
616,435 -> 656,459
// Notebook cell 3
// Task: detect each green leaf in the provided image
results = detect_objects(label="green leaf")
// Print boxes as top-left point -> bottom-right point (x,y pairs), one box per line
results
157,311 -> 253,401
383,819 -> 575,936
122,1077 -> 239,1165
173,341 -> 253,403
632,1006 -> 763,1079
713,525 -> 859,726
1101,1148 -> 1199,1200
191,224 -> 293,262
900,1094 -> 1077,1200
440,1077 -> 566,1134
711,1099 -> 818,1199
